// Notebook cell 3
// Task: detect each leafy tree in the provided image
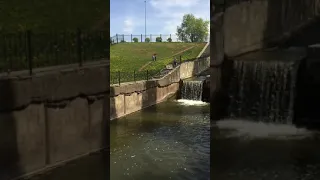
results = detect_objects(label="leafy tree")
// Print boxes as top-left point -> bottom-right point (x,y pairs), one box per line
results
145,37 -> 150,42
167,37 -> 172,42
133,37 -> 139,42
176,14 -> 209,42
156,37 -> 162,42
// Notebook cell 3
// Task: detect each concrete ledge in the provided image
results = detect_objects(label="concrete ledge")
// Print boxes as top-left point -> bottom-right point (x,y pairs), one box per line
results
0,61 -> 109,111
223,0 -> 320,57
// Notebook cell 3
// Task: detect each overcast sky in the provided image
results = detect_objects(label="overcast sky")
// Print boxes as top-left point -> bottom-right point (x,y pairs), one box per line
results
110,0 -> 210,38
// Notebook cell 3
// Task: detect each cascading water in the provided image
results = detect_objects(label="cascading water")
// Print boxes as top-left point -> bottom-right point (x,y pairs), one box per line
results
180,80 -> 204,101
227,60 -> 297,123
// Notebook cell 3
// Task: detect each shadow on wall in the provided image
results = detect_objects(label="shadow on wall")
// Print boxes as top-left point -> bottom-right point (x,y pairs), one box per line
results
100,62 -> 110,179
0,79 -> 22,180
293,57 -> 320,130
262,0 -> 320,48
139,80 -> 158,120
211,58 -> 234,120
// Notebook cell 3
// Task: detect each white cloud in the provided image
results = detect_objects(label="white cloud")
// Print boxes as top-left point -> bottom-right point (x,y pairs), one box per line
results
149,0 -> 210,35
123,18 -> 134,33
150,0 -> 200,8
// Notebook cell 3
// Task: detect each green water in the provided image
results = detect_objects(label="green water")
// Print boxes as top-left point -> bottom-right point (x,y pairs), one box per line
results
28,100 -> 210,180
212,119 -> 320,180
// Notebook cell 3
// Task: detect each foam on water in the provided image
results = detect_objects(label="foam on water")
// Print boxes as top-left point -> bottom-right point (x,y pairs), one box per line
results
215,119 -> 316,140
176,99 -> 208,106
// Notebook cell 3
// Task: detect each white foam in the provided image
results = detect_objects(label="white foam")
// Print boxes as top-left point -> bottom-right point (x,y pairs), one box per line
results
176,99 -> 208,106
215,119 -> 316,139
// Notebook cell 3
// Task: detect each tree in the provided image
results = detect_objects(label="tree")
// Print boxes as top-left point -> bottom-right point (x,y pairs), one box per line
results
167,37 -> 172,42
176,14 -> 209,42
133,37 -> 139,42
145,37 -> 150,42
156,37 -> 162,42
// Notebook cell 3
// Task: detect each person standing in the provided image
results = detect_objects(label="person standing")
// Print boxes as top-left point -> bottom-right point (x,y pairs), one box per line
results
173,57 -> 177,67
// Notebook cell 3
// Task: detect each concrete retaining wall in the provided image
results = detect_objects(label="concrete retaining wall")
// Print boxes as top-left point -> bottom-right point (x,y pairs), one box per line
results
110,57 -> 210,120
224,0 -> 320,57
0,61 -> 109,180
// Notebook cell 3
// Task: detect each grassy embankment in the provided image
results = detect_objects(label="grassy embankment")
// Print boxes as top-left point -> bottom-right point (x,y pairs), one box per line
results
110,42 -> 205,83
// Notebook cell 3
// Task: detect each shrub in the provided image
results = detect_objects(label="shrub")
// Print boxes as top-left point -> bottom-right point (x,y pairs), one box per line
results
156,37 -> 162,42
133,37 -> 139,42
167,37 -> 172,42
145,37 -> 150,42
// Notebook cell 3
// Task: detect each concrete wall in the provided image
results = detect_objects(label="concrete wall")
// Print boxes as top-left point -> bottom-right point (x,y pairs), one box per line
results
223,0 -> 320,57
110,57 -> 210,120
0,61 -> 109,180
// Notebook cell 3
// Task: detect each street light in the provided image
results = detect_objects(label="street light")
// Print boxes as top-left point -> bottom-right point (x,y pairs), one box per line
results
144,0 -> 147,42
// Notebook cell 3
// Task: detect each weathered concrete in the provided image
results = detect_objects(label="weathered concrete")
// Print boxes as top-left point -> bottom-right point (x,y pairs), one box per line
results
0,60 -> 109,180
222,0 -> 320,57
110,57 -> 210,120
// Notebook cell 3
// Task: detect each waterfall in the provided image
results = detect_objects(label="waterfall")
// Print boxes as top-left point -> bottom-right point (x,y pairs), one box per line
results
180,80 -> 204,101
227,60 -> 297,123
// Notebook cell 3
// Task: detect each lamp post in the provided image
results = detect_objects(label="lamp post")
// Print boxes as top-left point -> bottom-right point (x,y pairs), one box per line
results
144,0 -> 147,42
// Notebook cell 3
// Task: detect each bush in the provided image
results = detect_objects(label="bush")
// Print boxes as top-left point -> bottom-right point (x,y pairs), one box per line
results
120,40 -> 126,43
167,37 -> 172,42
145,37 -> 150,42
156,37 -> 162,42
133,37 -> 139,42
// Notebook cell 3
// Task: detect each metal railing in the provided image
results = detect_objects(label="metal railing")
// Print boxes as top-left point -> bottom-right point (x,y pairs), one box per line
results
110,55 -> 210,85
0,29 -> 109,75
110,69 -> 159,85
110,34 -> 209,44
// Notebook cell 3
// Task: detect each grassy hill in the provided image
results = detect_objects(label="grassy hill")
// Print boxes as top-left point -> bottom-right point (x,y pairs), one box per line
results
110,42 -> 206,73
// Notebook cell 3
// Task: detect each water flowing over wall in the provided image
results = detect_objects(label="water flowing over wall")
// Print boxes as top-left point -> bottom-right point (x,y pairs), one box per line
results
228,60 -> 296,123
225,48 -> 305,123
180,81 -> 204,101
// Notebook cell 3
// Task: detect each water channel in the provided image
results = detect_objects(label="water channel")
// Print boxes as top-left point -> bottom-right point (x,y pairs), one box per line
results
27,79 -> 210,180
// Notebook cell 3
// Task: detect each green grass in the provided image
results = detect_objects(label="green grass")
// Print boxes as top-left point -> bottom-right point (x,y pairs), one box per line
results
110,42 -> 206,73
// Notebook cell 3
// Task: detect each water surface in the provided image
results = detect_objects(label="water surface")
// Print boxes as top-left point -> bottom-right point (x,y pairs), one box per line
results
27,100 -> 210,180
212,119 -> 320,180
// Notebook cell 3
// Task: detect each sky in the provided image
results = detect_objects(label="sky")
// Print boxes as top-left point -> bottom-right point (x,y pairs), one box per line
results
110,0 -> 210,40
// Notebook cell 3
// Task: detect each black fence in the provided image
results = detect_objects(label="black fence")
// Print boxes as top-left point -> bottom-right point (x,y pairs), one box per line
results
110,54 -> 210,85
110,34 -> 187,44
110,69 -> 159,85
0,29 -> 109,74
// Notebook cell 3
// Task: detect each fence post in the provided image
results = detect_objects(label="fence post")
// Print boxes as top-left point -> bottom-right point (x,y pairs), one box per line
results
118,71 -> 121,85
77,28 -> 83,67
26,30 -> 33,75
141,34 -> 142,42
131,34 -> 132,42
116,34 -> 118,43
146,70 -> 149,80
179,55 -> 182,64
133,70 -> 136,81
